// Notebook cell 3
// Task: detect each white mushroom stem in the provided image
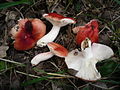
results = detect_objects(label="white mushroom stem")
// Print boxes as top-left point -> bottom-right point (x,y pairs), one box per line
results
37,26 -> 60,47
31,42 -> 68,66
37,13 -> 76,47
31,52 -> 54,66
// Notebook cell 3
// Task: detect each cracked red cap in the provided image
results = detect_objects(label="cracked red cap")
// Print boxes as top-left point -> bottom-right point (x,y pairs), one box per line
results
11,18 -> 46,50
73,19 -> 99,46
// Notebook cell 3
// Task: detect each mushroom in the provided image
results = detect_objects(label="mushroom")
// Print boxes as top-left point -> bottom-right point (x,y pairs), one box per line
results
31,52 -> 54,66
31,42 -> 68,66
72,19 -> 99,45
65,38 -> 114,81
10,18 -> 46,50
37,13 -> 76,47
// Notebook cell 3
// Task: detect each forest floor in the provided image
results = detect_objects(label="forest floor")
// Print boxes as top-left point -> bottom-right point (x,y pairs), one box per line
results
0,0 -> 120,90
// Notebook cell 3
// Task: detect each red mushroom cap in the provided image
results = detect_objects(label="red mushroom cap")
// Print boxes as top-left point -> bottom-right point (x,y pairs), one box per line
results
73,19 -> 99,45
47,42 -> 68,57
11,18 -> 46,50
43,13 -> 76,26
43,13 -> 76,21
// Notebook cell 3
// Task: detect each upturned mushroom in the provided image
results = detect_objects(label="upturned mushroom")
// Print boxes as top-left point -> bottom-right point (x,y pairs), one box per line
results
65,38 -> 114,81
31,42 -> 68,66
73,19 -> 99,45
10,18 -> 46,50
37,13 -> 76,47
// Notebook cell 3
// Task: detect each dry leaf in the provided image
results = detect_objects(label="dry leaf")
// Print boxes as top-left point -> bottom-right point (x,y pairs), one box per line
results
0,45 -> 9,58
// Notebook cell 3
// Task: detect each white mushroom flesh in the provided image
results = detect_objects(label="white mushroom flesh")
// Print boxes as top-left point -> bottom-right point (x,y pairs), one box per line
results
65,39 -> 114,81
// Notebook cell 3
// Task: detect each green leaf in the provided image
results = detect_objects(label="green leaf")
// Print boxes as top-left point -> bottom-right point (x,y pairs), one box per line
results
98,80 -> 120,84
0,61 -> 6,71
82,85 -> 90,90
21,76 -> 49,87
98,60 -> 119,77
113,0 -> 120,5
33,67 -> 47,74
74,3 -> 81,12
51,80 -> 75,90
21,68 -> 68,87
118,47 -> 120,56
0,0 -> 32,9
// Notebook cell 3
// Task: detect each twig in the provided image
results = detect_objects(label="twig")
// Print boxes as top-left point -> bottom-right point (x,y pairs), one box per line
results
78,83 -> 89,89
23,0 -> 42,14
16,70 -> 40,78
0,58 -> 25,66
108,63 -> 119,78
108,85 -> 120,89
51,0 -> 61,13
0,67 -> 13,74
49,61 -> 61,71
16,70 -> 74,79
47,72 -> 74,78
64,0 -> 73,13
33,67 -> 74,78
112,15 -> 120,23
2,27 -> 7,45
67,78 -> 79,90
14,7 -> 24,19
90,83 -> 109,89
98,26 -> 106,34
48,76 -> 73,79
90,83 -> 120,90
74,11 -> 83,18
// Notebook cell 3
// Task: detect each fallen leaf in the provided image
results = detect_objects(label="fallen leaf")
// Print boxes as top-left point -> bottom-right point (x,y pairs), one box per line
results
0,45 -> 9,58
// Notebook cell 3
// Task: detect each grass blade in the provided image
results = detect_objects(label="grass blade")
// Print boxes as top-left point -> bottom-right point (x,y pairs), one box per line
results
21,76 -> 48,87
98,80 -> 120,84
0,58 -> 25,66
0,0 -> 31,9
